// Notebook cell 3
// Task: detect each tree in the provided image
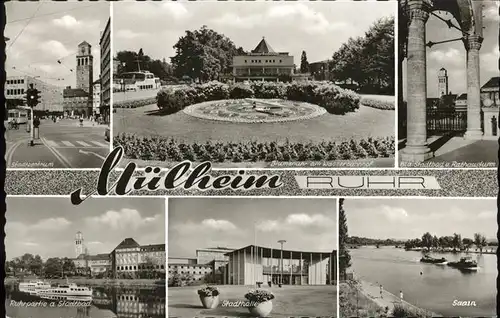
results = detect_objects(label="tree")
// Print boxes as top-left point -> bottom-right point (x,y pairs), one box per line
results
432,235 -> 439,249
300,51 -> 309,73
421,232 -> 433,250
44,258 -> 63,278
452,233 -> 462,251
171,26 -> 243,82
62,258 -> 76,277
474,233 -> 487,253
338,199 -> 351,279
462,238 -> 474,252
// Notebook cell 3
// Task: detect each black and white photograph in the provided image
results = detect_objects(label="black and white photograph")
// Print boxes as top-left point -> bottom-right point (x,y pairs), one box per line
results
4,197 -> 166,318
112,1 -> 396,169
167,197 -> 337,317
398,0 -> 499,167
339,198 -> 497,317
4,2 -> 111,169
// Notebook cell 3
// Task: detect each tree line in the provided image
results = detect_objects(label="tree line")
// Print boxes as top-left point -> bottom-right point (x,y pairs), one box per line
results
405,232 -> 494,253
347,236 -> 406,246
115,18 -> 393,93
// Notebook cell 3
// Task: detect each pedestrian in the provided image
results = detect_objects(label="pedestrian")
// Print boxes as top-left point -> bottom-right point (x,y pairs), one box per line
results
400,290 -> 403,302
380,285 -> 383,299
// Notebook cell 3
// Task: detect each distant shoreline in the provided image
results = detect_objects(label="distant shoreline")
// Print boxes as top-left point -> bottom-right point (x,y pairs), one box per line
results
349,245 -> 496,255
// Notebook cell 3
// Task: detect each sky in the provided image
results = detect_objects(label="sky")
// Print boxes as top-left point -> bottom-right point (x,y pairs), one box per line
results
5,197 -> 165,260
402,1 -> 499,99
114,1 -> 396,64
168,198 -> 337,259
5,1 -> 110,88
344,199 -> 497,241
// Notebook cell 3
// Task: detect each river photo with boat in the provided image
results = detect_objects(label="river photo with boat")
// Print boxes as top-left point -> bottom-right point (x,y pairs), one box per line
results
349,246 -> 496,317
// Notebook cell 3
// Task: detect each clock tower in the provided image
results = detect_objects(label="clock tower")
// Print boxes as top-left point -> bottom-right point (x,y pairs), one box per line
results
76,41 -> 93,115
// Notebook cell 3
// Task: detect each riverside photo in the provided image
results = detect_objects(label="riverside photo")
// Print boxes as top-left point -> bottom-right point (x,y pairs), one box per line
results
339,198 -> 497,318
112,1 -> 396,168
4,197 -> 166,318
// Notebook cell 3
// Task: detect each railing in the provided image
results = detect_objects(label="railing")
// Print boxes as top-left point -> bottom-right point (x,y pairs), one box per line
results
427,109 -> 467,134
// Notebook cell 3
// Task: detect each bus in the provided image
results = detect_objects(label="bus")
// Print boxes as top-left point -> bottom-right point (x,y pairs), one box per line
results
7,109 -> 28,124
118,71 -> 161,91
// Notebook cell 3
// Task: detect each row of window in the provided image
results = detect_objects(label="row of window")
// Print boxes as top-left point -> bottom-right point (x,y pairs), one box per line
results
6,88 -> 25,95
117,264 -> 165,271
171,265 -> 210,270
245,59 -> 283,64
138,84 -> 155,90
6,79 -> 25,85
169,270 -> 210,274
77,57 -> 91,66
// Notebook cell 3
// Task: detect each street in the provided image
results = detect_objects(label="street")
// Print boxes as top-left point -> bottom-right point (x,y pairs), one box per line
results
5,119 -> 110,168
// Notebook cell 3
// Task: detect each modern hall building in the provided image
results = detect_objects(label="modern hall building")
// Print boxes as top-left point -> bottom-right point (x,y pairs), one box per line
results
232,37 -> 294,82
224,245 -> 335,285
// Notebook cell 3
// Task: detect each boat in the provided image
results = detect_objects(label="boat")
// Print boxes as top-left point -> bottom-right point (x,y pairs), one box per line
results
447,257 -> 478,270
39,295 -> 93,302
18,281 -> 52,295
420,255 -> 447,264
36,283 -> 93,297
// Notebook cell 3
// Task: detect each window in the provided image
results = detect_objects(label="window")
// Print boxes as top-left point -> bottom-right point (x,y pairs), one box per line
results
245,60 -> 247,63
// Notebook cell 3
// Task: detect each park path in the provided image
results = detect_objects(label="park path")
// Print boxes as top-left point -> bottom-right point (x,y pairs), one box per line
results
358,280 -> 441,317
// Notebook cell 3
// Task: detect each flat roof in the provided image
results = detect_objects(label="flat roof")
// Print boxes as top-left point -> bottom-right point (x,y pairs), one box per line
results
225,245 -> 334,259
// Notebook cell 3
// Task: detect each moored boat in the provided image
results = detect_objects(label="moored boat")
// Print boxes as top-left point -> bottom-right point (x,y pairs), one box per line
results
18,281 -> 52,295
420,255 -> 447,264
36,283 -> 93,297
447,257 -> 478,270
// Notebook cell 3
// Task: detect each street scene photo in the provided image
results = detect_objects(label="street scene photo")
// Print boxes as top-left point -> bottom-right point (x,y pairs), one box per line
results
4,197 -> 166,318
5,2 -> 111,168
113,1 -> 396,168
168,198 -> 337,317
339,198 -> 497,317
398,0 -> 499,167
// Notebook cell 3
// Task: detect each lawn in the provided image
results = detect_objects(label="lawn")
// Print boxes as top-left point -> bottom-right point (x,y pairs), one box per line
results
339,282 -> 386,318
113,103 -> 394,144
168,285 -> 337,317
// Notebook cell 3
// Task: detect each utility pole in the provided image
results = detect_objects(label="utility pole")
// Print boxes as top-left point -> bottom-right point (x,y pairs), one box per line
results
278,240 -> 286,285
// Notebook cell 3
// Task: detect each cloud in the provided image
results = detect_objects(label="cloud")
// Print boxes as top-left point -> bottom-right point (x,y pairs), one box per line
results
201,219 -> 238,231
429,47 -> 462,64
87,241 -> 103,245
257,213 -> 334,233
211,3 -> 349,35
41,40 -> 70,57
483,3 -> 499,22
285,213 -> 334,227
85,208 -> 161,230
175,219 -> 239,233
53,15 -> 81,29
380,205 -> 409,221
32,217 -> 72,230
257,220 -> 280,232
161,2 -> 190,20
116,29 -> 147,40
477,210 -> 495,219
22,242 -> 39,247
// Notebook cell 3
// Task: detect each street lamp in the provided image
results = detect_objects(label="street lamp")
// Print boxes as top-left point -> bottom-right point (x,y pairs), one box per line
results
277,240 -> 286,285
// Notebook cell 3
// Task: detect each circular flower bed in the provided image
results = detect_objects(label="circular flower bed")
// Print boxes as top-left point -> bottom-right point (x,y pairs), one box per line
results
183,98 -> 327,123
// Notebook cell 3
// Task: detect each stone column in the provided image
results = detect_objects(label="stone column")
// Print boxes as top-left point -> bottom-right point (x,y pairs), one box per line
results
401,0 -> 432,162
464,34 -> 483,139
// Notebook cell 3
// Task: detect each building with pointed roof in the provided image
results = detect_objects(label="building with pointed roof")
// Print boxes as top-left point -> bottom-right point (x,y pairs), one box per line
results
231,37 -> 294,82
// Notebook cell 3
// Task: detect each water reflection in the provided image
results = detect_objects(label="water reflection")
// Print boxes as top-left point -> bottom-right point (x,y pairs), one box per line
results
5,283 -> 165,318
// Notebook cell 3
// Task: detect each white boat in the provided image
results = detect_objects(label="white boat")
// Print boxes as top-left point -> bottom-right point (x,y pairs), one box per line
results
18,281 -> 52,295
39,295 -> 93,302
37,283 -> 93,297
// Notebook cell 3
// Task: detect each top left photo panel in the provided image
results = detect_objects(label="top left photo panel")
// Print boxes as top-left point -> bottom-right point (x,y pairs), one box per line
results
5,1 -> 111,169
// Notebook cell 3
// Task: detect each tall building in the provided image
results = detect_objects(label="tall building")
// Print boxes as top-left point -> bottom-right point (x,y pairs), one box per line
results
111,238 -> 166,277
232,37 -> 294,82
5,76 -> 64,112
93,79 -> 101,116
99,17 -> 111,124
75,231 -> 85,257
63,41 -> 94,118
438,68 -> 449,97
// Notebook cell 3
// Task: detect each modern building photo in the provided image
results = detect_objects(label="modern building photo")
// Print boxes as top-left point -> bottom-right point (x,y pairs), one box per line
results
4,2 -> 111,168
168,197 -> 337,317
4,197 -> 166,318
398,0 -> 499,167
339,198 -> 497,318
112,1 -> 397,169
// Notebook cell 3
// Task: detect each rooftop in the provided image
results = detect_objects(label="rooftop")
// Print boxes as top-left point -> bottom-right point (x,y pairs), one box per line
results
63,88 -> 89,98
225,244 -> 334,259
482,77 -> 499,89
114,238 -> 141,250
252,37 -> 275,54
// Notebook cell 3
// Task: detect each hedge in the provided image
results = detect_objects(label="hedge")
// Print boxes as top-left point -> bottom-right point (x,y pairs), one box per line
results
156,81 -> 361,115
360,97 -> 395,110
114,133 -> 395,163
114,97 -> 157,109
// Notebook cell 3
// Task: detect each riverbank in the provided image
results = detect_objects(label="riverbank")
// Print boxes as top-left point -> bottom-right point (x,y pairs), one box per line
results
405,248 -> 496,255
4,277 -> 164,287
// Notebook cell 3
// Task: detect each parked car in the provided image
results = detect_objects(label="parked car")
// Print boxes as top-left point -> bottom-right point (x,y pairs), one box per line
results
105,125 -> 110,142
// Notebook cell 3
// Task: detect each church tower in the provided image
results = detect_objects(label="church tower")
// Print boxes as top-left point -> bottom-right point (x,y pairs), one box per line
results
438,68 -> 449,97
75,231 -> 85,257
76,41 -> 93,116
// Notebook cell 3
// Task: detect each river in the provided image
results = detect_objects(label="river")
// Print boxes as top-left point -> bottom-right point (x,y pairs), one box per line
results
5,284 -> 166,318
350,246 -> 496,317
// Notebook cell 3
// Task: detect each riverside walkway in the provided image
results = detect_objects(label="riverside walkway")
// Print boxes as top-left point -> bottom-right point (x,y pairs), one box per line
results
358,279 -> 441,317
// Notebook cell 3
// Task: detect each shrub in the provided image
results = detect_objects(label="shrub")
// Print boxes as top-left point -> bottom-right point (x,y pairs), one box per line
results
244,289 -> 275,303
360,97 -> 395,110
113,133 -> 395,163
114,97 -> 156,109
392,304 -> 433,318
156,80 -> 361,115
197,285 -> 220,297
